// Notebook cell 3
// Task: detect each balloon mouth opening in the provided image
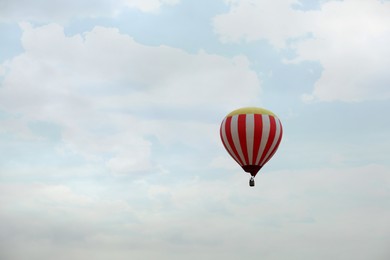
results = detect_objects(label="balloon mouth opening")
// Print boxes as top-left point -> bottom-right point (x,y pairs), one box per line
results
242,165 -> 262,177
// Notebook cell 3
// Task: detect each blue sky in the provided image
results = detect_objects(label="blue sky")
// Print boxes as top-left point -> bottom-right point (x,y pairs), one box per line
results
1,0 -> 390,259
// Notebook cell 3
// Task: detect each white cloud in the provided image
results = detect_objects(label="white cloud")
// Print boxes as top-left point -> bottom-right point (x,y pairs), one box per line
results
1,164 -> 389,259
0,0 -> 180,23
296,0 -> 390,102
214,0 -> 390,102
0,23 -> 260,174
124,0 -> 180,13
214,0 -> 306,48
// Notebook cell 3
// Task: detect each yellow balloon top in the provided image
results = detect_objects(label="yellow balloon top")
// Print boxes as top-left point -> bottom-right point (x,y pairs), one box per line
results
226,107 -> 277,117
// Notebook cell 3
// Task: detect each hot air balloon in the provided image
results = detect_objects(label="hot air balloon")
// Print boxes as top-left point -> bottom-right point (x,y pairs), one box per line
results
220,107 -> 283,187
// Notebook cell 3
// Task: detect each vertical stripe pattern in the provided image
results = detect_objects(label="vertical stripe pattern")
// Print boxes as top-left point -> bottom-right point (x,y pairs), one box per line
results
245,114 -> 255,164
220,117 -> 243,166
220,113 -> 283,168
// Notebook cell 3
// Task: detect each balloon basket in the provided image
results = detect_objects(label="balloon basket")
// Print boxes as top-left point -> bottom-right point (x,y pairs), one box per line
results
249,177 -> 255,187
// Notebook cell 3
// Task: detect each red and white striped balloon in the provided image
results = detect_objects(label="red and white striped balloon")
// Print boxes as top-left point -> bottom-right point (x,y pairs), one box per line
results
220,107 -> 283,177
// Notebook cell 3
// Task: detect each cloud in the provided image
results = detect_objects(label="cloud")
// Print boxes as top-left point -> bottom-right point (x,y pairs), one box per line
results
1,164 -> 389,259
123,0 -> 180,13
213,0 -> 307,48
0,0 -> 180,23
0,23 -> 260,174
213,0 -> 390,102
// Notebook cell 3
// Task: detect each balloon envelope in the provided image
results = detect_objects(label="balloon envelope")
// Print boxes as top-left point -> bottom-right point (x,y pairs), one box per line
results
220,107 -> 283,177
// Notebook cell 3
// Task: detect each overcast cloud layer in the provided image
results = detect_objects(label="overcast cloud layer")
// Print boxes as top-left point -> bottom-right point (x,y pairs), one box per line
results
1,0 -> 389,259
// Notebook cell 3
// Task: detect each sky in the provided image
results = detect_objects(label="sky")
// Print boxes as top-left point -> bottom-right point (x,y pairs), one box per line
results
0,0 -> 389,259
